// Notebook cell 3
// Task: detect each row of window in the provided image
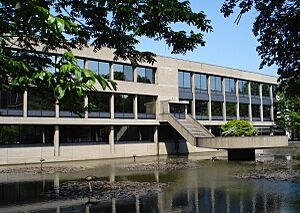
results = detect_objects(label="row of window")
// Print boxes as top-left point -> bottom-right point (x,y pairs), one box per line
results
178,71 -> 275,97
182,100 -> 272,121
0,89 -> 156,119
0,125 -> 156,145
48,55 -> 156,84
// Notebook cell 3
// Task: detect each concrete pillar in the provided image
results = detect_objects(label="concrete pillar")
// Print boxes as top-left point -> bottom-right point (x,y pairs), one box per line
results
222,78 -> 226,121
154,170 -> 159,182
211,187 -> 215,213
54,125 -> 60,156
110,94 -> 114,119
110,62 -> 114,80
84,58 -> 88,69
42,129 -> 46,144
55,99 -> 59,118
54,172 -> 60,195
270,126 -> 274,136
23,90 -> 27,117
270,85 -> 274,121
195,187 -> 199,213
191,73 -> 196,118
134,95 -> 138,119
133,66 -> 137,83
84,96 -> 88,118
207,76 -> 212,120
155,97 -> 159,119
112,198 -> 116,213
136,195 -> 140,213
236,80 -> 240,120
259,84 -> 263,122
109,165 -> 115,182
240,195 -> 244,213
252,192 -> 256,213
226,192 -> 230,213
228,149 -> 255,161
154,126 -> 159,155
157,192 -> 164,213
248,82 -> 252,121
109,126 -> 115,153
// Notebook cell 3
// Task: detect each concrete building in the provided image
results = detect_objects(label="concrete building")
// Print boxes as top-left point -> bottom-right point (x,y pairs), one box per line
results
0,47 -> 278,165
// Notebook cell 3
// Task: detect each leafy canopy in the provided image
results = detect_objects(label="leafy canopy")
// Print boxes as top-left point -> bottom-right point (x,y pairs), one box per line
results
276,92 -> 300,139
221,0 -> 300,97
0,0 -> 212,112
221,120 -> 258,136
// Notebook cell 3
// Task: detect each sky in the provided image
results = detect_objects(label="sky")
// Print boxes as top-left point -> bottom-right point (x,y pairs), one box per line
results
135,0 -> 278,77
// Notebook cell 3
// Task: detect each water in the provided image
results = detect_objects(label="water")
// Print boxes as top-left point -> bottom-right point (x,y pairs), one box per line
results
0,144 -> 300,213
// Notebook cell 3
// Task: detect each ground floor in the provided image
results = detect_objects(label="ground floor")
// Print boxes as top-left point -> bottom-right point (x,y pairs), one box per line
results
0,123 -> 283,165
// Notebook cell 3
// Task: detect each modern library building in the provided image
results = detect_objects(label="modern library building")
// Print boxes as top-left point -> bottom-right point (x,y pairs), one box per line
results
0,47 -> 278,164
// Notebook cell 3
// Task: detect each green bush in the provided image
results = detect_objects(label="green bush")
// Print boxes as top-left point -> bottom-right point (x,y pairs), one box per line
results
221,120 -> 258,137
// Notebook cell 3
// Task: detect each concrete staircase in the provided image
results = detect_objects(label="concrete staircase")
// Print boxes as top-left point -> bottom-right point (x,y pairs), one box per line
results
166,114 -> 214,146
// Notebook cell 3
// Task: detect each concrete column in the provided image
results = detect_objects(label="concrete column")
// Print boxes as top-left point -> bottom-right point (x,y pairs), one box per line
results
207,76 -> 212,120
109,126 -> 115,153
154,170 -> 159,182
112,198 -> 116,213
195,187 -> 199,213
23,90 -> 27,117
134,95 -> 138,119
54,125 -> 60,156
84,58 -> 88,69
248,82 -> 252,121
211,187 -> 215,213
154,126 -> 159,155
155,97 -> 159,120
84,96 -> 88,119
236,80 -> 240,120
109,165 -> 115,182
136,195 -> 140,213
270,85 -> 274,121
270,126 -> 274,136
226,192 -> 230,213
240,195 -> 244,213
110,62 -> 114,80
110,94 -> 114,119
259,84 -> 263,122
157,192 -> 164,213
54,172 -> 60,195
222,78 -> 226,121
55,99 -> 59,118
191,73 -> 196,118
133,66 -> 137,83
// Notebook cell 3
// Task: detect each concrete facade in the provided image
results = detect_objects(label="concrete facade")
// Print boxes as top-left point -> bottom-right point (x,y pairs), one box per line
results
0,47 -> 279,165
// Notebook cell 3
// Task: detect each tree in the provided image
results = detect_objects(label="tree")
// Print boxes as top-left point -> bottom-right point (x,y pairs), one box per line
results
0,0 -> 212,113
276,92 -> 300,139
221,0 -> 300,97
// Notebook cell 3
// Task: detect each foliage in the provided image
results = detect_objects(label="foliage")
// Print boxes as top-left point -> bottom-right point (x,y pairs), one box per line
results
221,0 -> 300,97
0,0 -> 212,114
276,92 -> 300,139
221,120 -> 258,136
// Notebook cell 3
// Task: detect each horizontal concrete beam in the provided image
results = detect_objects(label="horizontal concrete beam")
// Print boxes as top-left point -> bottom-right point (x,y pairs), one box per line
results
0,117 -> 160,125
196,136 -> 288,149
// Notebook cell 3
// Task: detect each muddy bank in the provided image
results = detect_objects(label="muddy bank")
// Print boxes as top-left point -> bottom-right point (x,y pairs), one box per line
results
0,166 -> 85,174
236,160 -> 300,182
42,180 -> 168,201
119,158 -> 201,171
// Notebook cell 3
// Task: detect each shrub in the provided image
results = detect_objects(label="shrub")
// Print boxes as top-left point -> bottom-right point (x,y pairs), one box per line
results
221,120 -> 258,136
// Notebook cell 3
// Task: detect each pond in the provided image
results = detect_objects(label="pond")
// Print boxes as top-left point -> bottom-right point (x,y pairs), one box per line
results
0,143 -> 299,213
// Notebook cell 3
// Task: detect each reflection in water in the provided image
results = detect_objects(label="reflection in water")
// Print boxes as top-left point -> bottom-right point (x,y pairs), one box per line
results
0,152 -> 300,212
